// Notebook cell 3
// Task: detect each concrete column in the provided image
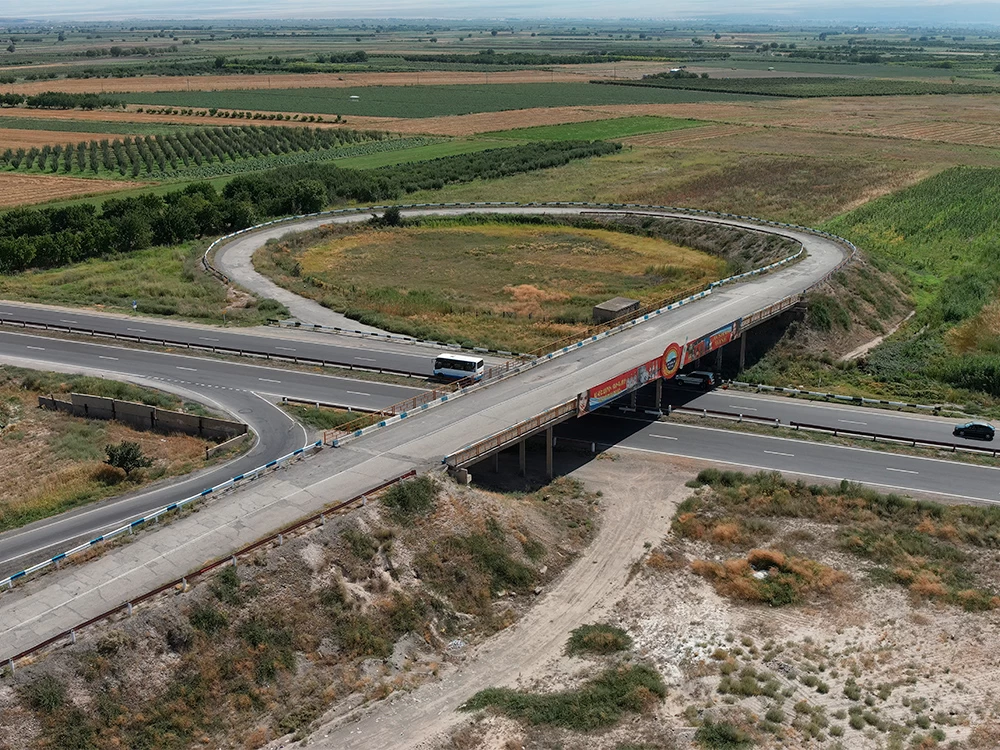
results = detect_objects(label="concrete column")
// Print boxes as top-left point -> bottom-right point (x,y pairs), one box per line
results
546,427 -> 553,479
519,439 -> 526,476
629,390 -> 637,408
494,451 -> 500,473
655,379 -> 663,410
739,332 -> 747,372
715,346 -> 723,371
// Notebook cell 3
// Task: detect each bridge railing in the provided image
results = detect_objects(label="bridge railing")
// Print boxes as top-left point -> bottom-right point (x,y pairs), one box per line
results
444,399 -> 578,468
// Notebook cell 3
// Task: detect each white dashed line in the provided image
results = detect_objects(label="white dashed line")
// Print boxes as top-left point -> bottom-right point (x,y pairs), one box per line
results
649,434 -> 678,440
60,319 -> 77,324
764,450 -> 795,457
176,366 -> 197,371
354,357 -> 377,362
839,419 -> 868,426
346,390 -> 370,396
26,345 -> 44,351
198,337 -> 219,342
886,467 -> 918,474
732,405 -> 756,411
276,347 -> 296,351
258,378 -> 281,384
99,356 -> 118,361
126,327 -> 146,333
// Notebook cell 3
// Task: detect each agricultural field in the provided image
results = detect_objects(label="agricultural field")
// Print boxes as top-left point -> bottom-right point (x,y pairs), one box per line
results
115,82 -> 770,118
604,75 -> 1000,98
0,116 -> 198,135
0,172 -> 144,208
484,114 -> 702,141
0,367 -> 233,532
256,218 -> 726,351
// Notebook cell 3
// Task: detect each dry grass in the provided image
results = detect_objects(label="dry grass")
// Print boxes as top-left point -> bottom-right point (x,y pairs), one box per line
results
0,172 -> 145,208
0,385 -> 212,531
947,299 -> 1000,354
690,549 -> 849,606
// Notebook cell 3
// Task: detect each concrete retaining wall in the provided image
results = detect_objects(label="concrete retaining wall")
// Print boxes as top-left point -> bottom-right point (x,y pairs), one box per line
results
38,394 -> 247,440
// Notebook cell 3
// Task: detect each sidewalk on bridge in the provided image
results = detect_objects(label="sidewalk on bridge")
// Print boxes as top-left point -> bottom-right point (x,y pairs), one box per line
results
0,448 -> 419,661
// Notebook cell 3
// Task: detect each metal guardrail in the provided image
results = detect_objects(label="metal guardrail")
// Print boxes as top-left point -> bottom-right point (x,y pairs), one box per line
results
0,317 -> 425,379
0,440 -> 325,591
2,470 -> 417,672
728,381 -> 952,413
444,399 -> 577,468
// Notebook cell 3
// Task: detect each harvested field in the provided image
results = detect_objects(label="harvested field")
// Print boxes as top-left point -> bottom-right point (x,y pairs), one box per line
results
625,123 -> 762,147
869,120 -> 1000,148
0,127 -> 133,149
0,173 -> 145,208
3,68 -> 624,96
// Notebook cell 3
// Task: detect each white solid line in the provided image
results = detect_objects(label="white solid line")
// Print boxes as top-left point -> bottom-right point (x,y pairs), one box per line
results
886,467 -> 918,475
346,390 -> 370,396
258,378 -> 281,383
26,345 -> 44,350
649,434 -> 678,440
764,450 -> 795,457
99,356 -> 118,361
839,419 -> 868,426
176,366 -> 198,371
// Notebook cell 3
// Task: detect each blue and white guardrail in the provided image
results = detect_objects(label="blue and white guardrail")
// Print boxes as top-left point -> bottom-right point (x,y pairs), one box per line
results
0,440 -> 323,591
729,381 -> 954,413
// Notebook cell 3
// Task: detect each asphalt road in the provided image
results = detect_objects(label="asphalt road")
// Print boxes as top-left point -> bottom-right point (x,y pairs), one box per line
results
560,414 -> 1000,505
0,300 -> 442,376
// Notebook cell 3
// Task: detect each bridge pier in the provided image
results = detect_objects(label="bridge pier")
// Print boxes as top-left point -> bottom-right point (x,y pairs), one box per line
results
519,439 -> 526,476
739,332 -> 747,372
715,345 -> 724,371
546,426 -> 553,479
494,451 -> 500,473
655,379 -> 662,410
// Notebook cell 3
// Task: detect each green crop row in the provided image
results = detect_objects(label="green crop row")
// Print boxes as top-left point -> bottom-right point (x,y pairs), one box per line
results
595,76 -> 1000,98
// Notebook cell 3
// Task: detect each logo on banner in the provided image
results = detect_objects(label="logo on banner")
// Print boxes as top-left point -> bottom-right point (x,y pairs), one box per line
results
661,342 -> 682,379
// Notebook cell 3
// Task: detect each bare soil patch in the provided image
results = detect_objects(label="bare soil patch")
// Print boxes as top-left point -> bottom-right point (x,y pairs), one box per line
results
0,173 -> 146,208
0,128 -> 135,149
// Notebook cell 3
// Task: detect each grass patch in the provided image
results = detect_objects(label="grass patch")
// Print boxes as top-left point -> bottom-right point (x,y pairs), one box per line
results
0,118 -> 202,135
0,240 -> 286,324
680,470 -> 1000,612
118,83 -> 769,118
460,664 -> 666,730
331,138 -> 507,170
382,475 -> 438,517
281,403 -> 380,431
257,215 -> 725,351
485,115 -> 703,141
694,718 -> 755,749
565,623 -> 633,656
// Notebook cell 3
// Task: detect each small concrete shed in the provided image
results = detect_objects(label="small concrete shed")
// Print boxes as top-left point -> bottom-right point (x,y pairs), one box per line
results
593,296 -> 640,324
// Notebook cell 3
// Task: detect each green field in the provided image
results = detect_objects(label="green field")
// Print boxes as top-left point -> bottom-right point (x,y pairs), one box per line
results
484,115 -> 703,141
602,76 -> 1000,98
0,117 -> 200,135
117,83 -> 770,118
330,138 -> 508,169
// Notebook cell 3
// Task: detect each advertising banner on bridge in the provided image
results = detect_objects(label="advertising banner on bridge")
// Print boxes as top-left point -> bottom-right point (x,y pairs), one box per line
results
579,355 -> 662,415
683,319 -> 742,366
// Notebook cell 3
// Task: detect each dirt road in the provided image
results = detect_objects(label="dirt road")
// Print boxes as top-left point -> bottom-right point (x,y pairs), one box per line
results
307,453 -> 691,749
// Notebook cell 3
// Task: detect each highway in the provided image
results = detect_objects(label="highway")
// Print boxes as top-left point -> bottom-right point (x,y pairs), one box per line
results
562,413 -> 1000,504
0,300 -> 447,376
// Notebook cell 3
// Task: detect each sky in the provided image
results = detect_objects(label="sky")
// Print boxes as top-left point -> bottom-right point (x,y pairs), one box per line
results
4,0 -> 1000,24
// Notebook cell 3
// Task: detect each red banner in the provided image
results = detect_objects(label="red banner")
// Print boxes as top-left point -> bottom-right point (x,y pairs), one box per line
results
683,319 -> 742,366
580,355 -> 662,415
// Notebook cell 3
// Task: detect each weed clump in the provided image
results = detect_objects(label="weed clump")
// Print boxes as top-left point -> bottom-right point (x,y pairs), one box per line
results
382,475 -> 438,517
460,664 -> 666,730
691,549 -> 847,606
565,623 -> 633,656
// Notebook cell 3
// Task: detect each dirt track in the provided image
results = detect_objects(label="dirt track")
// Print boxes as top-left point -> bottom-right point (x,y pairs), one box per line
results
306,452 -> 692,749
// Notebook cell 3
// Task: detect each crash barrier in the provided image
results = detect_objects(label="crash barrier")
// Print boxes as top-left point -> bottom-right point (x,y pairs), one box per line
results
443,399 -> 578,469
660,405 -> 999,457
268,319 -> 525,358
0,440 -> 325,592
38,393 -> 246,441
728,381 -> 953,413
1,470 -> 417,673
281,395 -> 379,413
205,432 -> 251,459
0,316 -> 424,378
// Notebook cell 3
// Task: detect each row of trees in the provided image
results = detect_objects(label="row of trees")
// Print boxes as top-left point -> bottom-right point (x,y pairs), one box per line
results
397,50 -> 624,65
0,140 -> 620,274
21,92 -> 125,109
0,126 -> 387,178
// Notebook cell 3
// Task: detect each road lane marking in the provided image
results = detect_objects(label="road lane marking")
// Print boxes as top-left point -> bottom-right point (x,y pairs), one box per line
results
176,366 -> 198,371
276,347 -> 296,351
347,390 -> 370,396
258,377 -> 281,383
732,405 -> 756,411
354,357 -> 377,362
764,450 -> 795,457
198,337 -> 219,342
126,327 -> 146,332
99,356 -> 118,361
839,419 -> 868,426
26,345 -> 44,350
649,434 -> 678,440
60,319 -> 77,324
886,467 -> 918,474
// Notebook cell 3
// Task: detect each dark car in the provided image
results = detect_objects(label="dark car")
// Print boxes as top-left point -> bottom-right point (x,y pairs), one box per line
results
953,421 -> 995,441
673,370 -> 718,390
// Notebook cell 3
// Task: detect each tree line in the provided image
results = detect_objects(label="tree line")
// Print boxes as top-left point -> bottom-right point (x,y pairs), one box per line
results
0,140 -> 620,274
0,91 -> 126,109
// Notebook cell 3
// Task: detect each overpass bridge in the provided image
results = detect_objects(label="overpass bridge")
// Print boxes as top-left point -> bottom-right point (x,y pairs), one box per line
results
0,204 -> 851,664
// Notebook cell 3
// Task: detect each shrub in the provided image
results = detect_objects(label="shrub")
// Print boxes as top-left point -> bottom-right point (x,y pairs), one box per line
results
22,675 -> 66,713
381,475 -> 437,516
92,463 -> 127,485
694,718 -> 754,749
565,623 -> 633,656
189,603 -> 228,634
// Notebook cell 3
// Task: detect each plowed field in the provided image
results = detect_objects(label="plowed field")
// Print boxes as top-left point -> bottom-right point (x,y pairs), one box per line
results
0,128 -> 132,148
0,173 -> 145,207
